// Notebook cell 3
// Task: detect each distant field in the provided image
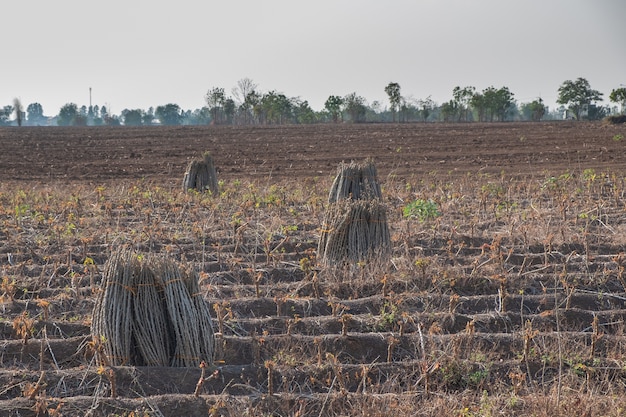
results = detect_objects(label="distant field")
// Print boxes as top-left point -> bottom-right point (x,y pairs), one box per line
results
2,121 -> 626,416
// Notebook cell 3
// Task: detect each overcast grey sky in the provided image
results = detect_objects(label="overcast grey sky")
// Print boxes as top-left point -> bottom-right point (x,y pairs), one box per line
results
2,0 -> 625,115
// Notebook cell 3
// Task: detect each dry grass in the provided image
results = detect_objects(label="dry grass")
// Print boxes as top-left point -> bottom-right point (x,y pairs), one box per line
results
2,165 -> 626,416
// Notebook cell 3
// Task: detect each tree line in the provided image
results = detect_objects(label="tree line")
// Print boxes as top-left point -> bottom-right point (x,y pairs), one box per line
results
1,77 -> 625,127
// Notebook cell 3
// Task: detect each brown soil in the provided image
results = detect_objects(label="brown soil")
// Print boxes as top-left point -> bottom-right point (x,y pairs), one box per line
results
1,122 -> 624,184
1,122 -> 626,416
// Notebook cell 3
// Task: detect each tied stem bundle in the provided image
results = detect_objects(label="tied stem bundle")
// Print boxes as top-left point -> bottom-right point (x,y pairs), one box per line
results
91,249 -> 215,367
183,153 -> 218,194
318,159 -> 390,266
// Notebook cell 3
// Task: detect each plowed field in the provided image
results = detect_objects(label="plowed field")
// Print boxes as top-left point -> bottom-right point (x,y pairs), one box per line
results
1,121 -> 626,416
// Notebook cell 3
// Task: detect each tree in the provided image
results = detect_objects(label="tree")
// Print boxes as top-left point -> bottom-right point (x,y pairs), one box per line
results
233,79 -> 259,125
13,98 -> 23,126
155,103 -> 182,125
520,98 -> 546,121
143,107 -> 155,125
384,82 -> 402,122
205,87 -> 225,124
27,103 -> 45,125
57,103 -> 78,126
417,96 -> 435,122
492,87 -> 515,121
0,105 -> 13,126
343,93 -> 367,123
609,87 -> 626,114
452,86 -> 475,121
293,99 -> 317,124
325,95 -> 343,123
440,100 -> 458,122
232,78 -> 258,106
557,77 -> 603,120
122,109 -> 143,126
478,86 -> 515,121
223,98 -> 236,124
259,91 -> 292,124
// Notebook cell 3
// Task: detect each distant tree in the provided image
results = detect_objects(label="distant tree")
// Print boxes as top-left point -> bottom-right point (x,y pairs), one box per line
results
440,100 -> 458,122
293,99 -> 317,124
557,77 -> 603,120
104,115 -> 121,126
27,103 -> 45,125
155,103 -> 182,125
143,107 -> 154,125
259,91 -> 292,124
609,87 -> 626,114
493,86 -> 515,121
232,79 -> 259,124
470,93 -> 486,122
186,107 -> 211,125
470,86 -> 515,122
417,96 -> 435,122
452,86 -> 475,121
0,105 -> 13,126
343,93 -> 367,123
205,87 -> 225,124
520,98 -> 546,121
13,98 -> 24,126
122,109 -> 143,126
73,114 -> 88,126
57,103 -> 78,126
232,78 -> 258,106
224,98 -> 236,124
325,95 -> 344,123
587,104 -> 610,121
244,91 -> 263,124
384,82 -> 402,122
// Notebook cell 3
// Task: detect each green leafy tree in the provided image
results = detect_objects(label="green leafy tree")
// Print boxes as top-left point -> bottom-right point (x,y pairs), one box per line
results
609,87 -> 626,114
142,107 -> 154,125
479,86 -> 515,121
520,98 -> 546,121
122,109 -> 143,126
243,90 -> 262,125
155,103 -> 182,125
384,82 -> 402,122
470,93 -> 486,122
205,87 -> 225,124
0,105 -> 13,126
186,107 -> 211,125
440,100 -> 458,122
259,91 -> 292,124
493,86 -> 515,121
343,92 -> 367,123
325,95 -> 343,123
26,103 -> 45,125
452,86 -> 475,121
224,98 -> 236,124
57,103 -> 78,126
293,99 -> 317,124
557,77 -> 603,120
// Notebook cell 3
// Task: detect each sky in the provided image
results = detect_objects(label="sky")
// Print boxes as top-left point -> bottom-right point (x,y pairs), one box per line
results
2,0 -> 625,116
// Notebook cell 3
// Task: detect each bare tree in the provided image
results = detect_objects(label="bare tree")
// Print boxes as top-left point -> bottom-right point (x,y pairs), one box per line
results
232,78 -> 258,105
